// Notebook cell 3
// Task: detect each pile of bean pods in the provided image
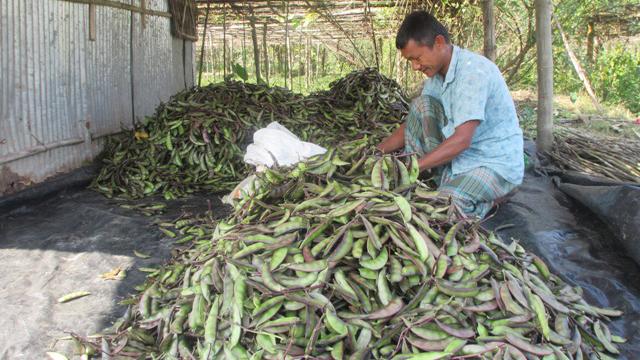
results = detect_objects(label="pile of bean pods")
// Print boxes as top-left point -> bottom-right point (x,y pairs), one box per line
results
91,69 -> 408,200
74,139 -> 625,359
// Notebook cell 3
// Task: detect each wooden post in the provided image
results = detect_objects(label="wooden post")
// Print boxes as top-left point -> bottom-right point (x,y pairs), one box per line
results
88,4 -> 96,41
249,7 -> 261,83
482,0 -> 496,61
535,0 -> 553,152
197,0 -> 211,87
140,0 -> 146,29
262,23 -> 269,85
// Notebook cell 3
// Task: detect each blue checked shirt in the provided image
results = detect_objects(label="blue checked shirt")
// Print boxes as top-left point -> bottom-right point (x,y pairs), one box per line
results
421,45 -> 524,185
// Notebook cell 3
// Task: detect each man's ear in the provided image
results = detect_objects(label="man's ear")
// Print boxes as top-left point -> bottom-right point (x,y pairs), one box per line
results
434,35 -> 447,48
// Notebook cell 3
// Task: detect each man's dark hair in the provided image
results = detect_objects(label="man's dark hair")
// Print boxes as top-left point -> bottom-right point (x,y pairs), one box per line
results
396,11 -> 450,49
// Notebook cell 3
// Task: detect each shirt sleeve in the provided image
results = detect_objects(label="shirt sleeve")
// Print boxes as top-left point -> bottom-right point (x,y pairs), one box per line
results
450,65 -> 491,127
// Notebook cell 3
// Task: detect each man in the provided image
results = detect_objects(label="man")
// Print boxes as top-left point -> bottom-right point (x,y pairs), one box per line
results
378,11 -> 524,218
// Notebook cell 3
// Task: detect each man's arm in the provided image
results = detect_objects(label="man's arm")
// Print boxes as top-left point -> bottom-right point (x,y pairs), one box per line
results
417,120 -> 479,171
377,123 -> 406,154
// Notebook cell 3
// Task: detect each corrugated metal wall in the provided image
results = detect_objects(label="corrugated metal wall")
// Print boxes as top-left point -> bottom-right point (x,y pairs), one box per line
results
0,0 -> 195,196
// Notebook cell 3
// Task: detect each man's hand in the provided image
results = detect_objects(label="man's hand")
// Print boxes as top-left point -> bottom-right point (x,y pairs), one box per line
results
417,120 -> 479,171
377,123 -> 406,154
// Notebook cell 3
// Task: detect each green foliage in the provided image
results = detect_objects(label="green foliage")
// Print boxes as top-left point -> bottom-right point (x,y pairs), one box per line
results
504,0 -> 640,114
532,43 -> 640,114
554,0 -> 639,34
232,63 -> 249,82
590,45 -> 640,113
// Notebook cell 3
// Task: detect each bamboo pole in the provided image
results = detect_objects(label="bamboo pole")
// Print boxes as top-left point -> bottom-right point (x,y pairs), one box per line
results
298,35 -> 302,92
395,50 -> 403,85
197,0 -> 211,86
207,32 -> 213,80
404,61 -> 408,89
61,0 -> 170,18
223,4 -> 227,78
263,22 -> 269,85
230,36 -> 235,74
285,1 -> 292,89
321,46 -> 326,76
305,35 -> 311,90
535,0 -> 554,152
389,40 -> 394,79
242,10 -> 247,70
307,0 -> 369,67
249,5 -> 261,83
315,43 -> 320,78
365,0 -> 380,68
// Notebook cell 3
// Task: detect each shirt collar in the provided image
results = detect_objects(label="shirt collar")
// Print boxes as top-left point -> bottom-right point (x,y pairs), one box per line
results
443,45 -> 460,86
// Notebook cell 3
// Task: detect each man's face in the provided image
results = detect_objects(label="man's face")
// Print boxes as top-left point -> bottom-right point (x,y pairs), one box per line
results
400,38 -> 444,78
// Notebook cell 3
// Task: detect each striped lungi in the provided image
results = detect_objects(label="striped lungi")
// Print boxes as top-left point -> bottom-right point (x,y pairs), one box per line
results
404,95 -> 518,218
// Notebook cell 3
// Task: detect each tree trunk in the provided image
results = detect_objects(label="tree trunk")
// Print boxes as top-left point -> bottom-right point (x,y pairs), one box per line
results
586,22 -> 595,64
482,0 -> 496,62
249,10 -> 261,83
555,19 -> 602,112
262,23 -> 269,85
535,0 -> 554,152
